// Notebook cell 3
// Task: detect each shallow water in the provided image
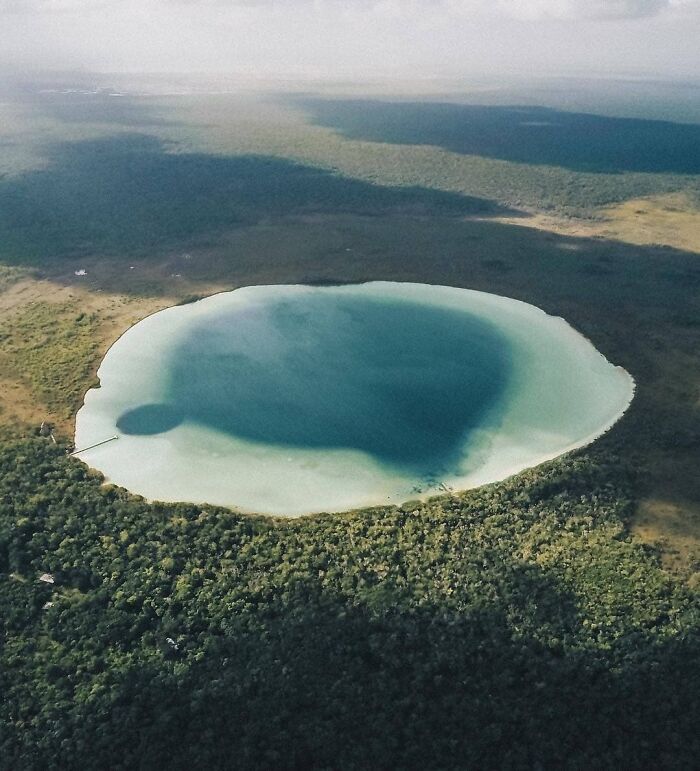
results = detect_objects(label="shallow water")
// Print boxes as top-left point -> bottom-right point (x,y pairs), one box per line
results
75,283 -> 634,515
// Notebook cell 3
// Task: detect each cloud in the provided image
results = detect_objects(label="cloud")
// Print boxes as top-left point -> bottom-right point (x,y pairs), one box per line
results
494,0 -> 673,20
0,0 -> 118,9
0,0 -> 696,15
0,0 -> 698,79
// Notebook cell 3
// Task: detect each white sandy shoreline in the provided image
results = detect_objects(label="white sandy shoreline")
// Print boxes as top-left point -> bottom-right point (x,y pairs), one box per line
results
75,282 -> 636,516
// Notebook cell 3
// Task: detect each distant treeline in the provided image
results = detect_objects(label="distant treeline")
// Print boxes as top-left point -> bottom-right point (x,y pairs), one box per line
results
301,99 -> 700,174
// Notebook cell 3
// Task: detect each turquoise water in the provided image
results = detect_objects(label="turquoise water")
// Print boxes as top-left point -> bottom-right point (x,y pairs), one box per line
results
75,283 -> 634,515
117,294 -> 511,474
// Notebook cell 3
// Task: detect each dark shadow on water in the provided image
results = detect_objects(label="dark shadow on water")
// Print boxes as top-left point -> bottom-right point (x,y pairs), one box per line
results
0,133 -> 513,267
117,403 -> 184,435
299,98 -> 700,174
116,293 -> 513,474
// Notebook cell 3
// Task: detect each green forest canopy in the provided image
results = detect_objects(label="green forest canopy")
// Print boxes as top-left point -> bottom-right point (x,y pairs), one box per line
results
1,437 -> 699,769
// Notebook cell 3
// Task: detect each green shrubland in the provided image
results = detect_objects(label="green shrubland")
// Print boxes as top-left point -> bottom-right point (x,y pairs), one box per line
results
0,302 -> 100,419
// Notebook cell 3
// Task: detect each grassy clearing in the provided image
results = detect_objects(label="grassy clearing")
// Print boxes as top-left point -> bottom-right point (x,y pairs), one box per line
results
0,301 -> 101,421
494,192 -> 700,255
633,497 -> 700,583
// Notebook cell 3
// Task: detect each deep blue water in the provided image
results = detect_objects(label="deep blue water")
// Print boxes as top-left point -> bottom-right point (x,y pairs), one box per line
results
117,293 -> 513,474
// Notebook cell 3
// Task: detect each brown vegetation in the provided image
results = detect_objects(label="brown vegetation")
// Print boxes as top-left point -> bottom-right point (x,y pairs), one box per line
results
493,192 -> 700,255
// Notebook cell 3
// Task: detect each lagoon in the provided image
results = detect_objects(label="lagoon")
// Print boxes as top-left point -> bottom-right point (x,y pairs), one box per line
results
74,282 -> 634,515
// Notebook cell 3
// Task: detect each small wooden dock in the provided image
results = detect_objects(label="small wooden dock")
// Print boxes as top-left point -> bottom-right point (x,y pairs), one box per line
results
70,436 -> 119,456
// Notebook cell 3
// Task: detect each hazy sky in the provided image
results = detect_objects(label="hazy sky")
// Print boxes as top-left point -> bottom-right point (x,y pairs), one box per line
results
1,0 -> 699,80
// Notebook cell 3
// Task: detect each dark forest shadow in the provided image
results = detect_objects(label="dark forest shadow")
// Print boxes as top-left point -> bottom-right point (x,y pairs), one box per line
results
7,552 -> 698,770
148,601 -> 700,770
1,438 -> 699,770
299,98 -> 700,174
0,133 -> 512,267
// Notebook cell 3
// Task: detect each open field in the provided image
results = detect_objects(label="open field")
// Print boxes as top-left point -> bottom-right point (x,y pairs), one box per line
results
493,192 -> 700,254
0,279 -> 170,432
634,497 -> 700,579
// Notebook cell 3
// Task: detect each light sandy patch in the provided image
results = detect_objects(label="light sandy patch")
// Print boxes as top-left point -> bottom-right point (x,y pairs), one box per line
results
633,497 -> 700,582
492,193 -> 700,254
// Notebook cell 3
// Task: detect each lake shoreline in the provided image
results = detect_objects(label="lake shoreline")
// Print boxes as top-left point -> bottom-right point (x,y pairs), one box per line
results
75,281 -> 635,516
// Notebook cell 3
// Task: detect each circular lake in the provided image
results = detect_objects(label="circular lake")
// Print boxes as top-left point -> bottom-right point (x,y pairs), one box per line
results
74,282 -> 634,515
